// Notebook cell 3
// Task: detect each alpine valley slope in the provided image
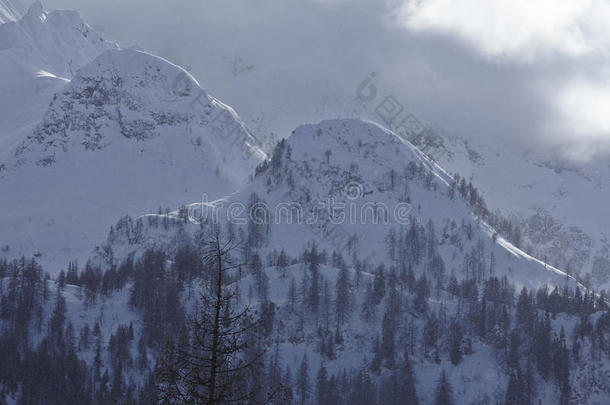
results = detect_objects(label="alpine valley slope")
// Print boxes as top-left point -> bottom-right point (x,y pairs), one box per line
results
0,47 -> 265,271
97,118 -> 579,293
0,3 -> 608,404
72,118 -> 601,404
187,55 -> 610,290
432,133 -> 610,289
214,119 -> 580,291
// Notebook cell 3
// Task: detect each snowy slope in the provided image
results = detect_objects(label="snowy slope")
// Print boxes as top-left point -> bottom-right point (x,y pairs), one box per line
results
63,118 -> 600,405
0,1 -> 117,152
187,53 -> 610,289
431,133 -> 610,288
220,67 -> 610,289
96,119 -> 579,292
0,48 -> 265,272
9,251 -> 606,404
213,66 -> 610,289
233,119 -> 579,290
0,0 -> 23,24
0,4 -> 607,404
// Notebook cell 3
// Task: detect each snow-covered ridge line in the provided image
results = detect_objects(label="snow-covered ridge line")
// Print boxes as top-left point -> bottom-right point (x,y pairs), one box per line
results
175,118 -> 574,286
435,125 -> 610,289
373,119 -> 584,288
481,222 -> 580,283
107,118 -> 581,293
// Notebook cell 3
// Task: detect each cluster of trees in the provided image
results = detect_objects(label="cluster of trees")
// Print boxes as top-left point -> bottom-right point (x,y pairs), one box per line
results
2,217 -> 610,404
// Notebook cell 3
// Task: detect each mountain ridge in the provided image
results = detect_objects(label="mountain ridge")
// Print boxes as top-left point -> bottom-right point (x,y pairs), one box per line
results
0,47 -> 265,271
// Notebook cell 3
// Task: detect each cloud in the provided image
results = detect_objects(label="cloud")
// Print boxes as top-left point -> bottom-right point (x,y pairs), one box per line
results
544,74 -> 610,160
398,0 -> 610,160
400,0 -> 603,61
42,0 -> 610,162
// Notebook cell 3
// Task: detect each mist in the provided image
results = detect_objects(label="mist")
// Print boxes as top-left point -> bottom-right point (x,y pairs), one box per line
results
43,0 -> 610,162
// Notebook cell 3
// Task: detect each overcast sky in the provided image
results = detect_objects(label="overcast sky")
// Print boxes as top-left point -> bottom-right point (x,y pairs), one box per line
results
44,0 -> 610,162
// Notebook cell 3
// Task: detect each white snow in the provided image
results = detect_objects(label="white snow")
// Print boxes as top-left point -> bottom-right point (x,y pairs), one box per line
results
0,1 -> 117,155
435,132 -> 610,288
0,48 -> 264,272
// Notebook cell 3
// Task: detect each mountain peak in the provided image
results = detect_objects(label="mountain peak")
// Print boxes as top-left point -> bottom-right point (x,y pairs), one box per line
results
12,47 -> 264,166
77,48 -> 201,96
284,118 -> 438,179
1,44 -> 265,269
289,119 -> 396,155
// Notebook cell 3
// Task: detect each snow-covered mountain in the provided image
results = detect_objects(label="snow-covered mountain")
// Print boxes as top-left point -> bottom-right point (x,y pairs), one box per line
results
237,119 -> 583,290
0,1 -> 117,152
1,3 -> 609,404
91,118 -> 577,294
180,50 -> 610,290
429,133 -> 610,289
18,117 -> 599,405
201,60 -> 610,290
0,47 -> 265,271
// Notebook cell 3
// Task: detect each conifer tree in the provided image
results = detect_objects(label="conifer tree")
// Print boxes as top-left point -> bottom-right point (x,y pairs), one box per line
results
434,370 -> 454,405
448,319 -> 463,366
335,265 -> 352,326
399,353 -> 419,405
297,354 -> 310,405
156,228 -> 272,404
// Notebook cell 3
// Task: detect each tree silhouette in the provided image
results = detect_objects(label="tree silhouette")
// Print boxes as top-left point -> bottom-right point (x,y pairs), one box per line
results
156,227 -> 275,404
434,370 -> 454,405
